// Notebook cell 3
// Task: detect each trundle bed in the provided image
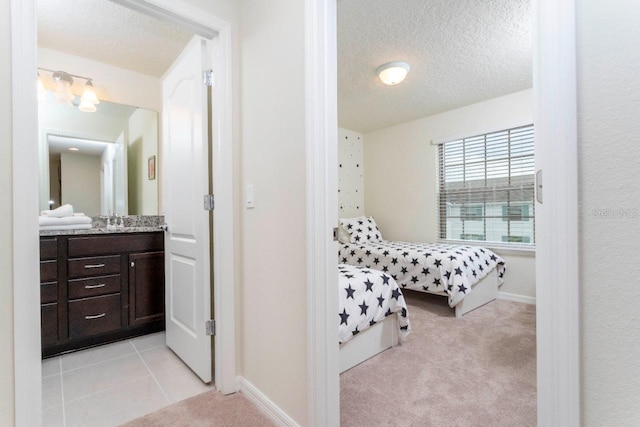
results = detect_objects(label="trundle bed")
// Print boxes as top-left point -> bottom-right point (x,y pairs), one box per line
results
338,263 -> 410,373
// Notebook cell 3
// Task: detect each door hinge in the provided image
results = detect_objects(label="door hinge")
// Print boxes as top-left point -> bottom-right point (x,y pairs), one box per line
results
203,69 -> 214,87
205,319 -> 216,336
333,227 -> 339,242
203,194 -> 215,211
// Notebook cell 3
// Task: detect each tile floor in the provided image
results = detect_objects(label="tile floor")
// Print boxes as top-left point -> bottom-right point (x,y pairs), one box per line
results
41,332 -> 214,427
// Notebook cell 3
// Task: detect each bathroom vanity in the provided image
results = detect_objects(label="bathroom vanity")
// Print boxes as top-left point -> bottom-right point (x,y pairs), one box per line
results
39,227 -> 165,357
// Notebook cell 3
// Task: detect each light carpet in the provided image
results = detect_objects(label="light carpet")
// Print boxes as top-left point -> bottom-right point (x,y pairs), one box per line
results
340,290 -> 537,426
122,390 -> 275,427
124,292 -> 535,426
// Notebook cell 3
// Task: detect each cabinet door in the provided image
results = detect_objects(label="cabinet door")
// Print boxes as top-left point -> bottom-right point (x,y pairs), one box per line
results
41,303 -> 58,346
129,252 -> 165,326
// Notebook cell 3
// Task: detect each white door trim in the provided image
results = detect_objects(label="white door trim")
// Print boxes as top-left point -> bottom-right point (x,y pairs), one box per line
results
11,1 -> 42,425
533,0 -> 580,424
12,1 -> 236,424
305,0 -> 339,425
306,0 -> 581,425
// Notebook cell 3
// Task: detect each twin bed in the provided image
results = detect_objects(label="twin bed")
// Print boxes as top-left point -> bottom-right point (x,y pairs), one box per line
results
337,216 -> 506,372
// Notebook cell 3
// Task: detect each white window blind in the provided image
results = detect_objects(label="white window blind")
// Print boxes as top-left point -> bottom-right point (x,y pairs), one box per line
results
437,124 -> 535,244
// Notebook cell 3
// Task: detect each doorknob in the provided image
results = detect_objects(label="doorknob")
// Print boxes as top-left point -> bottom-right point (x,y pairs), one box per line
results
160,223 -> 168,231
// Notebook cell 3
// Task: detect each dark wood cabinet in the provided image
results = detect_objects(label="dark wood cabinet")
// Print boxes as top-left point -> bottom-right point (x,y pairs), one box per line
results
40,232 -> 165,357
128,252 -> 165,327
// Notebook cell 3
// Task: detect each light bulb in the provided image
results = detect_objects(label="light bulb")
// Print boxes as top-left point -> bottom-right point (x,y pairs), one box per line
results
81,80 -> 100,104
37,73 -> 47,103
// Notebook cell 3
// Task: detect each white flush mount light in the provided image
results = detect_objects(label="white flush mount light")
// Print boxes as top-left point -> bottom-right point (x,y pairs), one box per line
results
376,61 -> 411,85
68,147 -> 80,151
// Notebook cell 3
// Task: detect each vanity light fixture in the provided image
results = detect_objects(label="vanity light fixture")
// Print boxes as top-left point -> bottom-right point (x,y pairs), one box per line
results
37,73 -> 47,104
38,68 -> 100,112
376,61 -> 411,85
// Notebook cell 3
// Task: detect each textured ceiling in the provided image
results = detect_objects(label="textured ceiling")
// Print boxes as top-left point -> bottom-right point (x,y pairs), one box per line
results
338,0 -> 532,133
37,0 -> 192,77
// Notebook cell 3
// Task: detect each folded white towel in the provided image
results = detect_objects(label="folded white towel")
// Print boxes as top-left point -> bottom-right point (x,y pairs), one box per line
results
39,224 -> 92,231
39,215 -> 92,227
41,204 -> 74,218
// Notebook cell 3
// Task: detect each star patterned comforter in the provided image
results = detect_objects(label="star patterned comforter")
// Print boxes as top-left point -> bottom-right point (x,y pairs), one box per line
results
339,241 -> 506,309
339,263 -> 411,345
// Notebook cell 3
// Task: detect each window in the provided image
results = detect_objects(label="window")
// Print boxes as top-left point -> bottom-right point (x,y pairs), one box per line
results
438,124 -> 535,245
460,205 -> 483,221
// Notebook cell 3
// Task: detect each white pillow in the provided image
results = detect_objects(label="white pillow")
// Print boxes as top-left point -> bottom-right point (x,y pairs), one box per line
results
340,216 -> 383,243
337,225 -> 352,244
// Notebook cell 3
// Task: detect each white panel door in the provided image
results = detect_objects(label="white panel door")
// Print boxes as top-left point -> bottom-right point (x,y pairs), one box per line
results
162,36 -> 213,383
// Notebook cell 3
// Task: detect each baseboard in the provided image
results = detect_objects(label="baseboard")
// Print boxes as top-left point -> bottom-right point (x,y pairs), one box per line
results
498,291 -> 536,305
236,376 -> 300,427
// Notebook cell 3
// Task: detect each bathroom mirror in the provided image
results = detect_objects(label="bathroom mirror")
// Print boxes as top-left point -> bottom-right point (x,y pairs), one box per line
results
38,97 -> 159,216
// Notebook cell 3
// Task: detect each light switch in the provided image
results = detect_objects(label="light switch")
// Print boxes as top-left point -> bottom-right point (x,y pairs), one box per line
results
245,184 -> 255,209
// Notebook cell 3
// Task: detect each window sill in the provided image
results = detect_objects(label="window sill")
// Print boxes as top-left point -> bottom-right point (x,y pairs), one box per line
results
438,239 -> 536,256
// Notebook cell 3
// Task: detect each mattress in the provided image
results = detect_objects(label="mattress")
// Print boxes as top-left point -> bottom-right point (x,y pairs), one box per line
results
339,240 -> 505,308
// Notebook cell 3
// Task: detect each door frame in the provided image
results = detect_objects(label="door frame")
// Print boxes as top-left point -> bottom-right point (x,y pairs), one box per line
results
304,0 -> 580,426
11,1 -> 236,424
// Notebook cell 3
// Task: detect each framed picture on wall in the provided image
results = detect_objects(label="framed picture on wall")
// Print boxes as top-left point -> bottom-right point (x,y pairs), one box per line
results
148,155 -> 156,180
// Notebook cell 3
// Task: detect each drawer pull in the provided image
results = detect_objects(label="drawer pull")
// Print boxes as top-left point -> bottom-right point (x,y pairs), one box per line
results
84,283 -> 106,289
84,263 -> 106,269
85,313 -> 106,320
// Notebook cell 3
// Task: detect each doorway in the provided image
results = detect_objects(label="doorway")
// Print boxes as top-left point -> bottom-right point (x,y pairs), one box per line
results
11,0 -> 236,425
304,0 -> 580,425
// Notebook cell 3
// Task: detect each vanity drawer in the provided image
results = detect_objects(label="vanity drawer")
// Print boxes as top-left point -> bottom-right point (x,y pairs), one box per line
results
40,282 -> 58,304
68,294 -> 121,340
68,255 -> 121,278
40,261 -> 58,282
40,238 -> 58,261
41,303 -> 58,346
68,275 -> 121,300
68,233 -> 164,257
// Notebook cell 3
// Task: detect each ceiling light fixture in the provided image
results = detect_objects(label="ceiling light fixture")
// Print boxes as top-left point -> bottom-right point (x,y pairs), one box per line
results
376,61 -> 411,85
38,68 -> 100,112
37,73 -> 47,104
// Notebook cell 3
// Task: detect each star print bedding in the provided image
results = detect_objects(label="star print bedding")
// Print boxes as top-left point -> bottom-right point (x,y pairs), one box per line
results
339,263 -> 411,345
338,217 -> 506,309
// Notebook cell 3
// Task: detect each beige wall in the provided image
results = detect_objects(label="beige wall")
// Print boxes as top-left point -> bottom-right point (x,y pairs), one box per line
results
363,89 -> 536,298
577,1 -> 640,424
127,108 -> 158,215
0,0 -> 15,424
239,0 -> 308,423
60,152 -> 102,216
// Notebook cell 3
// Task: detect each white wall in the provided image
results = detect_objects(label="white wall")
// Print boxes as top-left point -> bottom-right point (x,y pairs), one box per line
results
364,89 -> 535,299
338,127 -> 364,217
61,152 -> 101,216
127,108 -> 158,215
0,1 -> 15,424
577,1 -> 640,424
239,0 -> 308,423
